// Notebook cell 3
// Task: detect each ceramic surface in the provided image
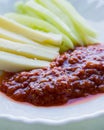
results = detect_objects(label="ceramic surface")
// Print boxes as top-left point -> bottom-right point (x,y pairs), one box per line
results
0,0 -> 104,129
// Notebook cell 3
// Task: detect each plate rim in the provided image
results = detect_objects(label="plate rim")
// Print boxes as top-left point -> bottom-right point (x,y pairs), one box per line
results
0,0 -> 104,125
0,110 -> 104,125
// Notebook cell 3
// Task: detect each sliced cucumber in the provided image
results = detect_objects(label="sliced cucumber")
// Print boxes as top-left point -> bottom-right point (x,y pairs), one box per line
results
0,16 -> 62,46
0,38 -> 59,61
0,51 -> 50,72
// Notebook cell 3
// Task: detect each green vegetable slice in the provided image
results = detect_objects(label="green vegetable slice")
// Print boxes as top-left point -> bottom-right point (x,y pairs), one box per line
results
35,0 -> 83,46
24,0 -> 80,44
52,0 -> 97,38
0,51 -> 50,72
6,13 -> 74,51
0,16 -> 62,46
0,38 -> 59,61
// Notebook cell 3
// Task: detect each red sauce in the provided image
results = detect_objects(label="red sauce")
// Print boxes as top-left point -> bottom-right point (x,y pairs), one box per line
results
0,44 -> 104,106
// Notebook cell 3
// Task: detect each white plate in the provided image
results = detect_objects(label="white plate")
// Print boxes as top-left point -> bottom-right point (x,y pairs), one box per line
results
0,0 -> 104,130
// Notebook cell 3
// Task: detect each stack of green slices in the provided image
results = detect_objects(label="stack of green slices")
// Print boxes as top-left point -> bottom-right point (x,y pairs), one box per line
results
0,0 -> 97,72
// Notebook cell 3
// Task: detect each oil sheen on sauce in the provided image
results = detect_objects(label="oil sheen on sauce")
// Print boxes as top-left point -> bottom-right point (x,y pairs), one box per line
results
0,45 -> 104,106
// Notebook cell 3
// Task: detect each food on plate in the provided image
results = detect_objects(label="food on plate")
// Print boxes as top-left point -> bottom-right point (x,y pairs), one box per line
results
5,13 -> 74,51
0,51 -> 49,72
0,0 -> 103,106
0,0 -> 97,72
0,27 -> 37,45
0,28 -> 59,52
7,0 -> 97,52
0,45 -> 104,106
0,16 -> 62,46
0,38 -> 59,61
